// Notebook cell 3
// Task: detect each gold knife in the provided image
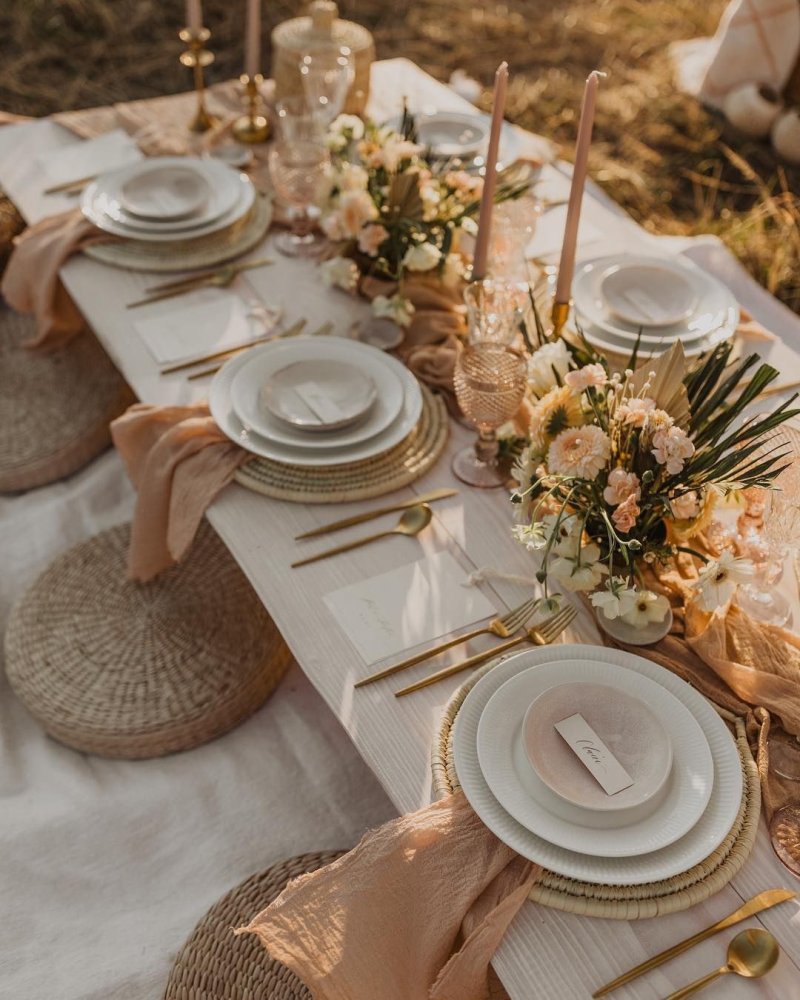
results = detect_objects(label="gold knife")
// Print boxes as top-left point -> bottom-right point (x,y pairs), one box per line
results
592,888 -> 796,997
43,172 -> 96,195
295,488 -> 459,539
142,257 -> 273,295
161,319 -> 307,376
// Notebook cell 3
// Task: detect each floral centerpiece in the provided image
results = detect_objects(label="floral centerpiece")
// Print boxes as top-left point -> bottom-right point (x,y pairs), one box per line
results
316,111 -> 533,329
510,322 -> 799,633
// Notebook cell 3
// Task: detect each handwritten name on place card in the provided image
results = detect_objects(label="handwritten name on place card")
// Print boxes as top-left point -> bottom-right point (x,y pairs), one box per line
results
322,551 -> 496,665
554,713 -> 634,796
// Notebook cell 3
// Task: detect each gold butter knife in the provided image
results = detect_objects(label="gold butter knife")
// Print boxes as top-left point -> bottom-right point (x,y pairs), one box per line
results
43,172 -> 96,195
592,888 -> 796,997
295,488 -> 459,539
142,256 -> 273,295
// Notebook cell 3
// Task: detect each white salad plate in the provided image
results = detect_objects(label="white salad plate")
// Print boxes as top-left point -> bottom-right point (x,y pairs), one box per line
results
260,359 -> 377,432
230,344 -> 405,450
453,644 -> 743,885
476,659 -> 712,855
573,255 -> 738,338
600,260 -> 698,327
82,159 -> 253,240
573,309 -> 737,361
381,112 -> 522,171
211,337 -> 423,467
120,162 -> 210,220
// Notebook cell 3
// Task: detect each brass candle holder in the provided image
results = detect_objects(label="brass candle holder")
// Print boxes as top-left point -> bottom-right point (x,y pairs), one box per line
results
179,27 -> 219,133
233,74 -> 270,144
551,300 -> 570,339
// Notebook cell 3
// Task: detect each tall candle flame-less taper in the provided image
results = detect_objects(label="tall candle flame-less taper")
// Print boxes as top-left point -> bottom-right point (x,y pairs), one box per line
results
552,70 -> 605,337
471,62 -> 508,281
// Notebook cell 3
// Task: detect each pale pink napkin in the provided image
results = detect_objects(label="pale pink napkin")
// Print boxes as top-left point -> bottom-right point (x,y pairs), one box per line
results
1,208 -> 105,350
240,789 -> 539,1000
111,402 -> 247,582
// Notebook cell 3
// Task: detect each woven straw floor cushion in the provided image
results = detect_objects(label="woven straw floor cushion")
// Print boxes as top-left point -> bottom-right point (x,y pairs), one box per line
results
0,307 -> 135,493
164,850 -> 511,1000
4,520 -> 292,758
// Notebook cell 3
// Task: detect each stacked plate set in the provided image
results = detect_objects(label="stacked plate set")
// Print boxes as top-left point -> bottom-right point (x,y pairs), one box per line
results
571,253 -> 739,361
453,644 -> 744,885
78,156 -> 270,272
209,336 -> 424,468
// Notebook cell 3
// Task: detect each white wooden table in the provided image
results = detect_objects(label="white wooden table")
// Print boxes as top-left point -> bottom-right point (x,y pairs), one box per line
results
2,59 -> 800,999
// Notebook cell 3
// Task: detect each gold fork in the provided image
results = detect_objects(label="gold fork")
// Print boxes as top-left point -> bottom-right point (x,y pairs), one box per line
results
394,605 -> 577,697
127,257 -> 274,309
354,596 -> 542,689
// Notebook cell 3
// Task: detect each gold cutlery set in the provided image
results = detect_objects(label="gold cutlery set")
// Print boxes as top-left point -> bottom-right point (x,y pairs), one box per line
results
291,488 -> 576,694
127,256 -> 274,309
592,888 -> 794,998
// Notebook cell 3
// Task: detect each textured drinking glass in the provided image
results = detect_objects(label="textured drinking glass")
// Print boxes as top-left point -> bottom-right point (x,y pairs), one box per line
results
463,279 -> 527,346
490,194 -> 542,282
452,344 -> 527,487
299,46 -> 354,128
268,139 -> 329,258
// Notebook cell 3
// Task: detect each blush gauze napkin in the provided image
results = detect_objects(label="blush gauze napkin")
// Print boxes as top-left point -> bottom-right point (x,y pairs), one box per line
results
111,402 -> 246,582
1,209 -> 102,349
241,790 -> 539,1000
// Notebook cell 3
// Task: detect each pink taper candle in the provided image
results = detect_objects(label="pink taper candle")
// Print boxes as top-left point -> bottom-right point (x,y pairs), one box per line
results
186,0 -> 202,34
245,0 -> 262,78
471,61 -> 509,281
554,70 -> 604,305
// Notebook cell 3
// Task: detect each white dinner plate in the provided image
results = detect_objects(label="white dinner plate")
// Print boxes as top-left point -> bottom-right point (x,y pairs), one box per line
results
381,113 -> 522,171
210,336 -> 423,467
82,161 -> 253,241
572,254 -> 739,346
230,340 -> 405,449
120,163 -> 210,220
88,157 -> 241,232
453,644 -> 743,885
574,310 -> 737,362
476,659 -> 713,856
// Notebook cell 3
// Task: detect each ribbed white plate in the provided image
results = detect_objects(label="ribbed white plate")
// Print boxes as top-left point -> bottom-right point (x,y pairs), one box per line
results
476,659 -> 713,856
82,160 -> 254,241
210,336 -> 423,467
230,340 -> 404,449
453,644 -> 743,885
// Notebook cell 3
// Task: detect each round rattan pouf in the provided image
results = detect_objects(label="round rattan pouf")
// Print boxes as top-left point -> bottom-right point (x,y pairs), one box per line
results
164,851 -> 343,1000
4,521 -> 292,758
164,850 -> 512,1000
0,308 -> 135,493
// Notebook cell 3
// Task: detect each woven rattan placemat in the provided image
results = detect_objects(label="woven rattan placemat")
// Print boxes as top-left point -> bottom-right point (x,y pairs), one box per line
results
4,520 -> 292,758
83,195 -> 273,273
432,655 -> 760,920
0,308 -> 134,493
164,851 -> 342,1000
235,386 -> 449,503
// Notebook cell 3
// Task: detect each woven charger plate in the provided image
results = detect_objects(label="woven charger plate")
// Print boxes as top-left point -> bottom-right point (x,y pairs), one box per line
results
433,655 -> 761,920
163,848 -> 512,1000
235,386 -> 449,503
4,520 -> 292,758
0,308 -> 134,493
83,194 -> 273,273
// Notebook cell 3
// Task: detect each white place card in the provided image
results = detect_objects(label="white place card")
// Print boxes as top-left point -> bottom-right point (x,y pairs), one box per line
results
554,713 -> 634,796
323,551 -> 496,665
37,129 -> 141,190
525,203 -> 604,260
133,289 -> 280,366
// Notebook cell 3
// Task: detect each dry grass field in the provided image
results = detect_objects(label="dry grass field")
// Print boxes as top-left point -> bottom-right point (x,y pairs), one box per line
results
1,0 -> 798,312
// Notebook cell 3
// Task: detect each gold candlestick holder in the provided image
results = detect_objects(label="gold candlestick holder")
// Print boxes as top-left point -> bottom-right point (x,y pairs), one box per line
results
233,74 -> 271,144
551,300 -> 570,339
179,27 -> 219,133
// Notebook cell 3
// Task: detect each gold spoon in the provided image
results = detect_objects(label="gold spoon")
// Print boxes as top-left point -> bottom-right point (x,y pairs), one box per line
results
665,928 -> 780,999
291,504 -> 433,568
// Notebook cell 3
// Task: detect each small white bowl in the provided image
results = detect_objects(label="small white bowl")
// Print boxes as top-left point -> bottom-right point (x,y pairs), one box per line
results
522,681 -> 673,828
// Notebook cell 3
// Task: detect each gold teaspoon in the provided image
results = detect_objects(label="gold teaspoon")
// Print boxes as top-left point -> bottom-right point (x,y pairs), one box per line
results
665,928 -> 780,1000
291,504 -> 433,568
